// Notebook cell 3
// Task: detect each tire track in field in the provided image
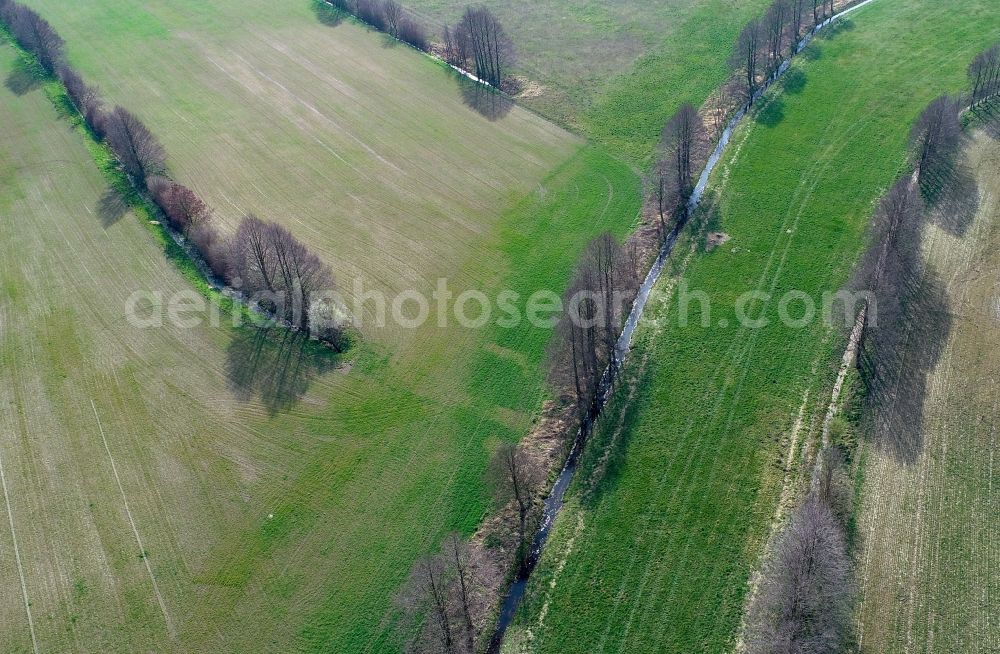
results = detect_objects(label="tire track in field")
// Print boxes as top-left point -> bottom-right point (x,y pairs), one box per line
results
0,433 -> 40,654
90,400 -> 176,640
610,102 -> 875,652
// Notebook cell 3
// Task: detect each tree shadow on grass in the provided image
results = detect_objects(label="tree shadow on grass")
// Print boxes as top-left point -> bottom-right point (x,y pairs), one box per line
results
460,80 -> 513,121
575,358 -> 653,510
859,244 -> 952,465
4,58 -> 42,96
96,188 -> 129,227
756,96 -> 785,127
926,159 -> 979,237
311,0 -> 345,26
782,68 -> 807,95
226,326 -> 341,414
971,98 -> 1000,140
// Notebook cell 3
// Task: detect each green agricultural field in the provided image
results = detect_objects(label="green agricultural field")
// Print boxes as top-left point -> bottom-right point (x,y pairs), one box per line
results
405,0 -> 771,161
506,1 -> 1000,652
19,0 -> 580,349
0,39 -> 347,652
855,130 -> 1000,653
0,28 -> 641,654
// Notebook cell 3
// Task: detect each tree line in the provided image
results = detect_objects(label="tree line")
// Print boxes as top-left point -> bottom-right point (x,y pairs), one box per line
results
968,41 -> 1000,109
1,0 -> 347,349
748,77 -> 973,654
394,230 -> 641,652
394,440 -> 545,653
318,0 -> 515,92
645,0 -> 850,247
324,0 -> 429,51
728,0 -> 837,106
546,233 -> 640,432
649,102 -> 708,240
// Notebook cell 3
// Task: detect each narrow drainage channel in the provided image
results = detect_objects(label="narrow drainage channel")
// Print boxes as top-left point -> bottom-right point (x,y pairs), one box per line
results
486,1 -> 879,651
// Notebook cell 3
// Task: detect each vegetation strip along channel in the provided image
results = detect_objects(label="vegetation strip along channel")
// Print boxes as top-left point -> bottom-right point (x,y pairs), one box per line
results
484,2 -> 880,651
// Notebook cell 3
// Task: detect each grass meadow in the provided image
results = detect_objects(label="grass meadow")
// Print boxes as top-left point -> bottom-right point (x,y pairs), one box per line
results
505,1 -> 1000,652
854,130 -> 1000,653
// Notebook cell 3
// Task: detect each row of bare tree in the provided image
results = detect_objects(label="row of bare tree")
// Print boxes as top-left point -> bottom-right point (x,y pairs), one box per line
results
396,232 -> 640,652
396,532 -> 502,654
546,233 -> 640,431
326,0 -> 429,51
729,0 -> 836,104
908,95 -> 962,197
968,42 -> 1000,108
1,2 -> 346,348
649,103 -> 708,240
442,7 -> 514,90
395,441 -> 543,653
763,90 -> 969,654
852,93 -> 964,459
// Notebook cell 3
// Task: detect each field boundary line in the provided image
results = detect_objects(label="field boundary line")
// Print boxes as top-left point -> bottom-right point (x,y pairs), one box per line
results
0,436 -> 40,654
90,399 -> 176,640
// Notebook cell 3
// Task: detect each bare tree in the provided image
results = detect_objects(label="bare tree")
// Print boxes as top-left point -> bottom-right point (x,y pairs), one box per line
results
355,0 -> 386,30
548,278 -> 599,424
487,443 -> 542,573
547,232 -> 638,429
104,106 -> 167,185
908,95 -> 961,195
789,0 -> 807,47
398,17 -> 428,51
968,43 -> 1000,107
268,222 -> 334,330
584,232 -> 636,373
649,158 -> 672,240
443,22 -> 470,67
148,177 -> 212,234
730,19 -> 763,105
57,65 -> 100,116
231,213 -> 279,299
5,4 -> 64,73
190,220 -> 230,281
444,534 -> 477,653
382,0 -> 401,37
229,215 -> 336,333
396,552 -> 457,654
851,177 -> 922,296
765,0 -> 790,72
458,6 -> 514,89
816,446 -> 852,525
660,103 -> 706,222
745,496 -> 855,654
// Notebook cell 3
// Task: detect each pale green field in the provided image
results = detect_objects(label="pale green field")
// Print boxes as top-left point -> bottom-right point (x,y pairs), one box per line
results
0,39 -> 343,652
855,130 -> 1000,653
20,0 -> 580,351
